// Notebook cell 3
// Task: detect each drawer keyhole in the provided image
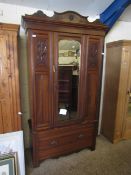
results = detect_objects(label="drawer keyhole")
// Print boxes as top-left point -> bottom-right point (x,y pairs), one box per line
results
50,140 -> 58,146
78,134 -> 84,139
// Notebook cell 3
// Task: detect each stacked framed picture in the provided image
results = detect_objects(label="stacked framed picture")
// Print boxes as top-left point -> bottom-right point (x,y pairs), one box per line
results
0,152 -> 18,175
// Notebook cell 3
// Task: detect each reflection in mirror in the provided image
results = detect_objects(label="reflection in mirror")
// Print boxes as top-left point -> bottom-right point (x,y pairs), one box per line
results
58,39 -> 81,121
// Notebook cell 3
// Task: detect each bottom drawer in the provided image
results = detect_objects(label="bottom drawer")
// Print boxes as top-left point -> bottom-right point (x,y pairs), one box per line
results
38,127 -> 94,160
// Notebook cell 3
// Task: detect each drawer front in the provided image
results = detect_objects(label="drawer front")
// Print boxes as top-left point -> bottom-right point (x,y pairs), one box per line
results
37,127 -> 94,159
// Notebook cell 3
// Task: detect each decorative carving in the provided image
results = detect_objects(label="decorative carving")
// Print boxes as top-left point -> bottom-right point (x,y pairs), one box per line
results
24,10 -> 95,25
69,15 -> 74,21
54,11 -> 88,24
31,10 -> 48,17
36,39 -> 48,66
22,10 -> 108,31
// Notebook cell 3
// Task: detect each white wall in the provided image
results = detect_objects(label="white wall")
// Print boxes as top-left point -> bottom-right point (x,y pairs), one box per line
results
0,3 -> 38,24
98,20 -> 131,134
105,21 -> 131,43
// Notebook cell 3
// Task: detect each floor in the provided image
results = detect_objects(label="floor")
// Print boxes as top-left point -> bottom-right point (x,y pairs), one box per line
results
26,135 -> 131,175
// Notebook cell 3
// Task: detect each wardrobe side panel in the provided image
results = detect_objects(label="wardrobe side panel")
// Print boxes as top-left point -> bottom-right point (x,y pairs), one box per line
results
102,44 -> 122,142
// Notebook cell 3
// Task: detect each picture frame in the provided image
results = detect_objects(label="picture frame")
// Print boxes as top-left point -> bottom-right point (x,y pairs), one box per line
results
68,51 -> 75,57
0,153 -> 18,175
63,51 -> 68,57
0,131 -> 25,175
59,52 -> 64,57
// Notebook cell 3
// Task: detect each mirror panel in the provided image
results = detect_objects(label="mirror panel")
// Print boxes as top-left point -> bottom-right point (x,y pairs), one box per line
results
58,39 -> 81,122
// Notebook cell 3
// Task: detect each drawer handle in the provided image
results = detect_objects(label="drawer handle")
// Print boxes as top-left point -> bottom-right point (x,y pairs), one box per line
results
78,134 -> 84,139
50,140 -> 58,146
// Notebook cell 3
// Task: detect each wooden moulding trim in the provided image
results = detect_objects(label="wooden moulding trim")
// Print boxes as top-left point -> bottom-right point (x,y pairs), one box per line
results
0,22 -> 20,32
107,40 -> 131,47
22,10 -> 108,32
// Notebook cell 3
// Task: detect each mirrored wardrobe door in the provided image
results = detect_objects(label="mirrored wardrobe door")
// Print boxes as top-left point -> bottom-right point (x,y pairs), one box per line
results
53,34 -> 85,125
58,39 -> 81,122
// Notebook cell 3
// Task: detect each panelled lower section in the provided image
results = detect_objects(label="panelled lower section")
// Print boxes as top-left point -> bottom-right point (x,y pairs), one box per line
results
33,123 -> 95,161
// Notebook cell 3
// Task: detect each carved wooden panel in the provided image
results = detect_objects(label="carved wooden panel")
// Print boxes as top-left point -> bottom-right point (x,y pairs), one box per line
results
35,73 -> 51,129
88,38 -> 100,69
36,39 -> 48,65
33,33 -> 49,71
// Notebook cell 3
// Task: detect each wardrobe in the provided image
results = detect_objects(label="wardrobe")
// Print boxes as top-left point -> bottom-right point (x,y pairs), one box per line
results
102,40 -> 131,143
0,23 -> 21,133
22,11 -> 107,166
